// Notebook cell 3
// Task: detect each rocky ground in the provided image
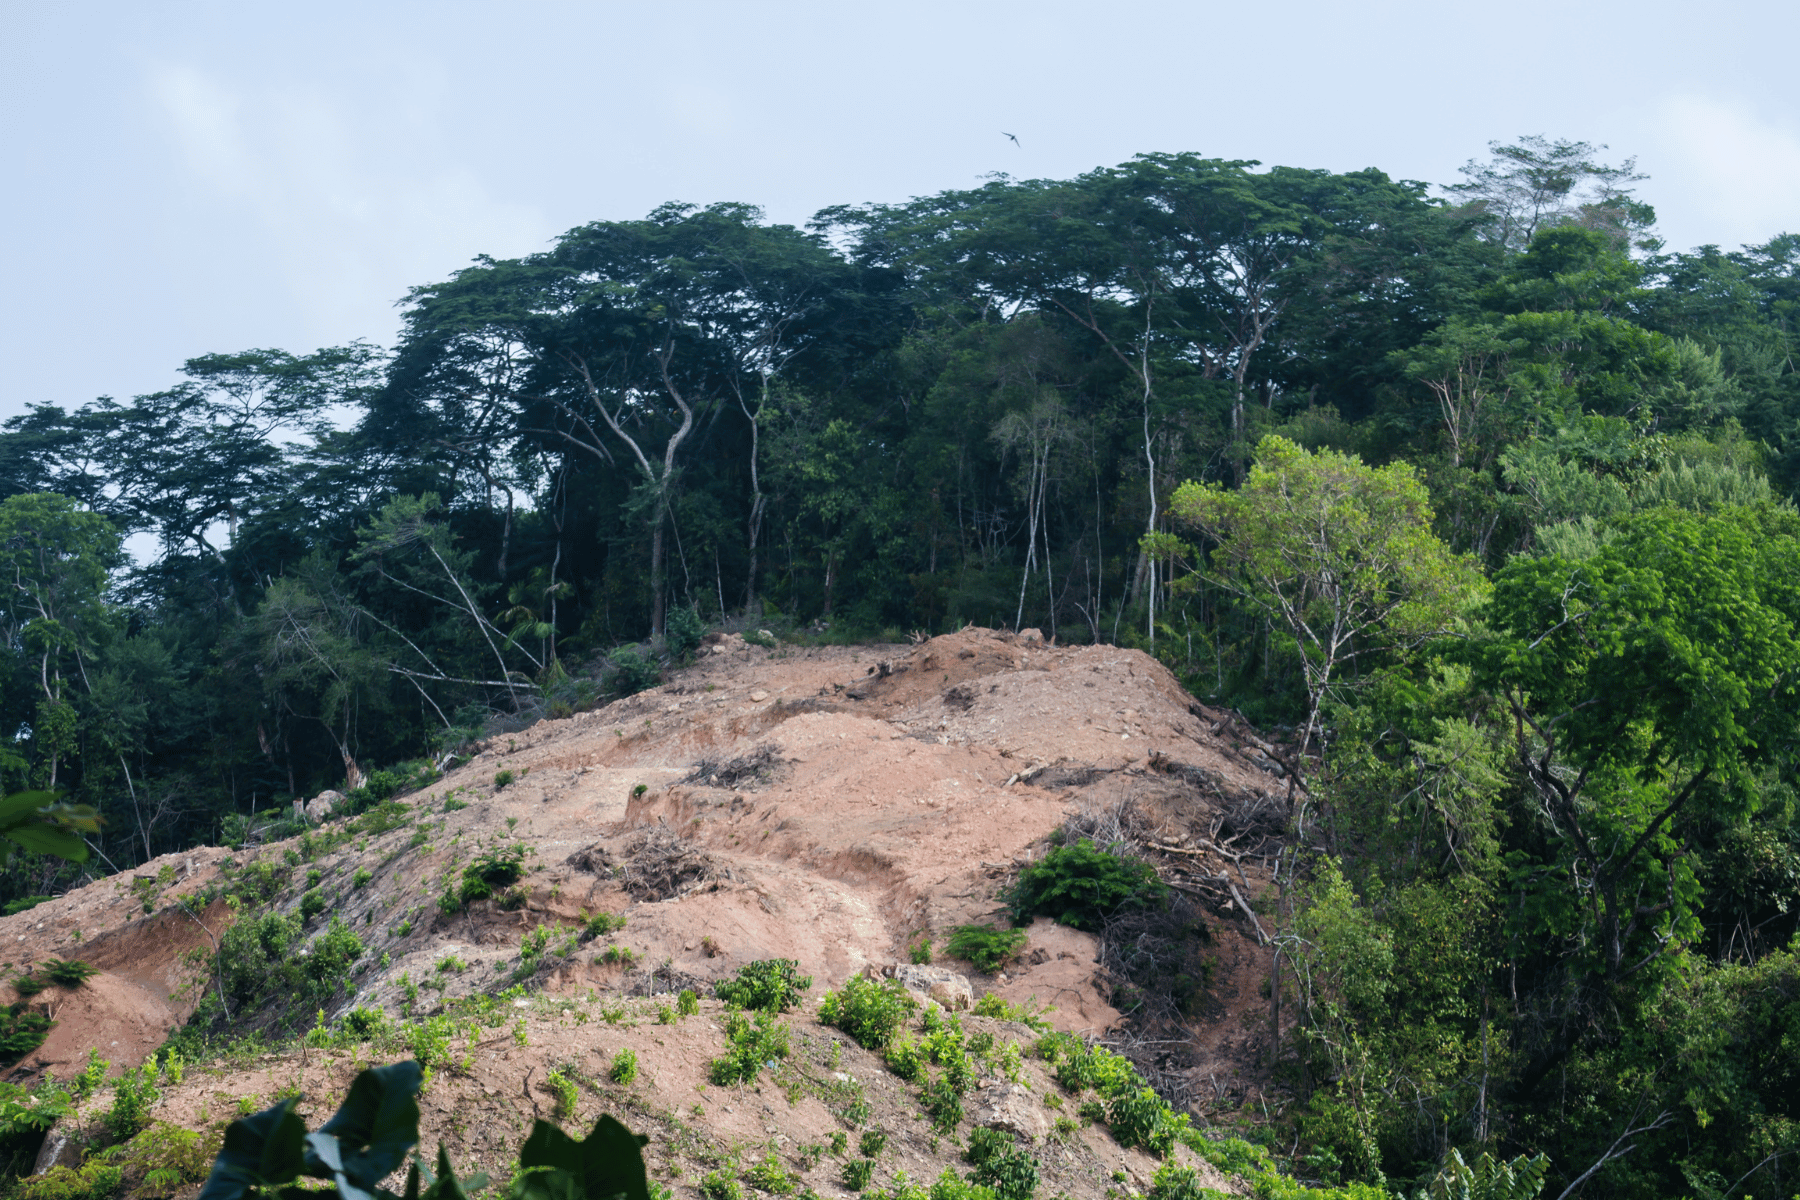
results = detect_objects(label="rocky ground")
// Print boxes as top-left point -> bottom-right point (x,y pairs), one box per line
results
1,627 -> 1297,1197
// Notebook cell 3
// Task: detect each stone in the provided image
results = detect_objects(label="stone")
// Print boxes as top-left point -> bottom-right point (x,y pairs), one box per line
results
971,1080 -> 1048,1141
748,689 -> 769,702
305,790 -> 345,823
1018,628 -> 1044,645
894,964 -> 973,1011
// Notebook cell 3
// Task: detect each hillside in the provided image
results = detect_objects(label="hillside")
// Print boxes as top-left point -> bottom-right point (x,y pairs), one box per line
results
1,628 -> 1299,1198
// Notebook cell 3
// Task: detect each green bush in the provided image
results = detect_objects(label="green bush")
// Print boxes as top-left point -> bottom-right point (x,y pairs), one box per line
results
666,605 -> 707,663
459,842 -> 529,906
908,937 -> 933,965
299,889 -> 328,922
884,1033 -> 927,1082
607,647 -> 662,696
743,1153 -> 796,1196
945,926 -> 1027,973
710,1010 -> 790,1085
819,974 -> 917,1050
105,1062 -> 161,1142
41,959 -> 99,988
582,911 -> 627,941
841,1159 -> 876,1192
1146,1162 -> 1219,1200
1108,1087 -> 1187,1158
16,1161 -> 123,1200
926,1169 -> 998,1200
678,989 -> 700,1016
1004,839 -> 1168,931
964,1129 -> 1038,1200
493,769 -> 515,790
920,1075 -> 964,1133
858,1129 -> 887,1158
0,1004 -> 53,1065
714,959 -> 812,1013
609,1048 -> 639,1085
700,1169 -> 743,1200
2,896 -> 50,917
305,918 -> 365,985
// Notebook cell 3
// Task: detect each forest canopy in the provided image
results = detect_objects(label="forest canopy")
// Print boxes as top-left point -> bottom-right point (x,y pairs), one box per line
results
3,135 -> 1798,1198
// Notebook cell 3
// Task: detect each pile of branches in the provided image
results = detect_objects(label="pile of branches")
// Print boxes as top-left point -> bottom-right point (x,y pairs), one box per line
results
619,826 -> 720,901
684,743 -> 784,790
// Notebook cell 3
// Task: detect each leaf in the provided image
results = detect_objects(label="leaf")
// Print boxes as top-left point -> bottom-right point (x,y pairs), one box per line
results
196,1098 -> 308,1200
310,1061 -> 424,1193
421,1144 -> 489,1200
3,825 -> 88,862
516,1114 -> 650,1200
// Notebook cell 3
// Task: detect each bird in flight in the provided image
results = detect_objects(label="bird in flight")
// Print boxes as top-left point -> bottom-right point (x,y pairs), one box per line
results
1002,132 -> 1020,148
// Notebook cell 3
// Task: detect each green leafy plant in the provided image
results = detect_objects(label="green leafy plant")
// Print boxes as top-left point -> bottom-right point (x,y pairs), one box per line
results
945,926 -> 1027,974
678,989 -> 699,1017
459,842 -> 530,906
742,1153 -> 795,1196
494,769 -> 516,790
581,911 -> 627,941
963,1129 -> 1038,1200
41,959 -> 99,988
300,889 -> 328,922
609,1049 -> 639,1085
351,868 -> 373,889
857,1129 -> 887,1158
547,1068 -> 579,1118
818,974 -> 917,1050
1004,839 -> 1167,931
908,937 -> 933,965
709,1010 -> 789,1085
841,1160 -> 875,1192
713,959 -> 812,1012
106,1062 -> 161,1142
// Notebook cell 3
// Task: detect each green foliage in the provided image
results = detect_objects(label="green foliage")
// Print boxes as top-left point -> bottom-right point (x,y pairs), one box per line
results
2,896 -> 51,916
494,769 -> 516,790
105,1061 -> 161,1142
858,1129 -> 887,1158
963,1129 -> 1038,1200
40,958 -> 98,987
1145,1162 -> 1224,1200
677,989 -> 699,1017
547,1068 -> 579,1118
0,1003 -> 53,1064
713,959 -> 812,1012
581,911 -> 627,941
606,648 -> 661,697
841,1159 -> 875,1192
665,605 -> 707,663
459,842 -> 529,906
16,1161 -> 123,1200
700,1169 -> 742,1200
818,974 -> 918,1050
1004,841 -> 1168,932
1423,1149 -> 1548,1200
925,1168 -> 997,1200
1106,1087 -> 1188,1158
743,1153 -> 795,1195
944,925 -> 1028,972
299,888 -> 328,921
969,994 -> 1051,1031
609,1049 -> 639,1085
709,1010 -> 790,1085
908,937 -> 932,964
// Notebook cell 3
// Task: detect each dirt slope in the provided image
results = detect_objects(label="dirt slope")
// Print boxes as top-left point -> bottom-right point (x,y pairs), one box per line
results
2,626 -> 1294,1193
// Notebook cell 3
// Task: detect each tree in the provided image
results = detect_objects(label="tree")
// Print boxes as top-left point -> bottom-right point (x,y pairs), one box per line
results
1168,437 -> 1484,767
1449,135 -> 1656,254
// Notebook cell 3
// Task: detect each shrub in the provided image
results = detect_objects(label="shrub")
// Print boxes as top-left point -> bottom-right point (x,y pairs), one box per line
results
460,842 -> 529,905
2,896 -> 51,917
700,1169 -> 742,1200
710,1010 -> 790,1085
1146,1162 -> 1214,1200
678,989 -> 700,1016
1054,1042 -> 1142,1098
666,605 -> 707,663
1004,839 -> 1168,931
351,867 -> 372,889
609,1048 -> 639,1085
546,1068 -> 579,1118
964,1128 -> 1040,1200
305,918 -> 365,986
41,959 -> 99,988
908,937 -> 933,965
607,647 -> 662,696
743,1153 -> 795,1196
920,1075 -> 964,1133
299,889 -> 328,922
16,1162 -> 123,1200
945,926 -> 1027,973
970,994 -> 1051,1031
494,769 -> 516,790
841,1160 -> 875,1192
884,1033 -> 927,1082
582,911 -> 627,941
714,959 -> 812,1013
819,974 -> 917,1050
859,1129 -> 887,1158
926,1169 -> 998,1200
1108,1087 -> 1186,1157
11,974 -> 46,997
0,1004 -> 53,1065
105,1062 -> 161,1141
109,1120 -> 211,1197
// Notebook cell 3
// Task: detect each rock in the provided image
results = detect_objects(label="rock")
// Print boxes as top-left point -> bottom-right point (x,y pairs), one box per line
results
305,790 -> 345,822
971,1080 -> 1048,1141
748,689 -> 769,702
894,964 -> 973,1011
1018,628 -> 1044,645
33,1127 -> 76,1175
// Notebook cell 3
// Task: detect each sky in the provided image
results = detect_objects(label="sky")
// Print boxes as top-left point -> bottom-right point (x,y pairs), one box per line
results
3,0 -> 1798,424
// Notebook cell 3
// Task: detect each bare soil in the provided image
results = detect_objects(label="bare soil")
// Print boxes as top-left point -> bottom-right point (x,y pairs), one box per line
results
2,627 -> 1298,1196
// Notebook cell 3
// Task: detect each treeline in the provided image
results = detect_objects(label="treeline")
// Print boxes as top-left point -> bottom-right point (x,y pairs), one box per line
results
1,136 -> 1798,1195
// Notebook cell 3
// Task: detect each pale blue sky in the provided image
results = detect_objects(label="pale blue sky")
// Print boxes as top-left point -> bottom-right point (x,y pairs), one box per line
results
3,0 -> 1797,421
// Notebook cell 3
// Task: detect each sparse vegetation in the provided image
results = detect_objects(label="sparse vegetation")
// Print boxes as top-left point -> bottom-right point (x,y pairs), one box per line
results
945,925 -> 1027,974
